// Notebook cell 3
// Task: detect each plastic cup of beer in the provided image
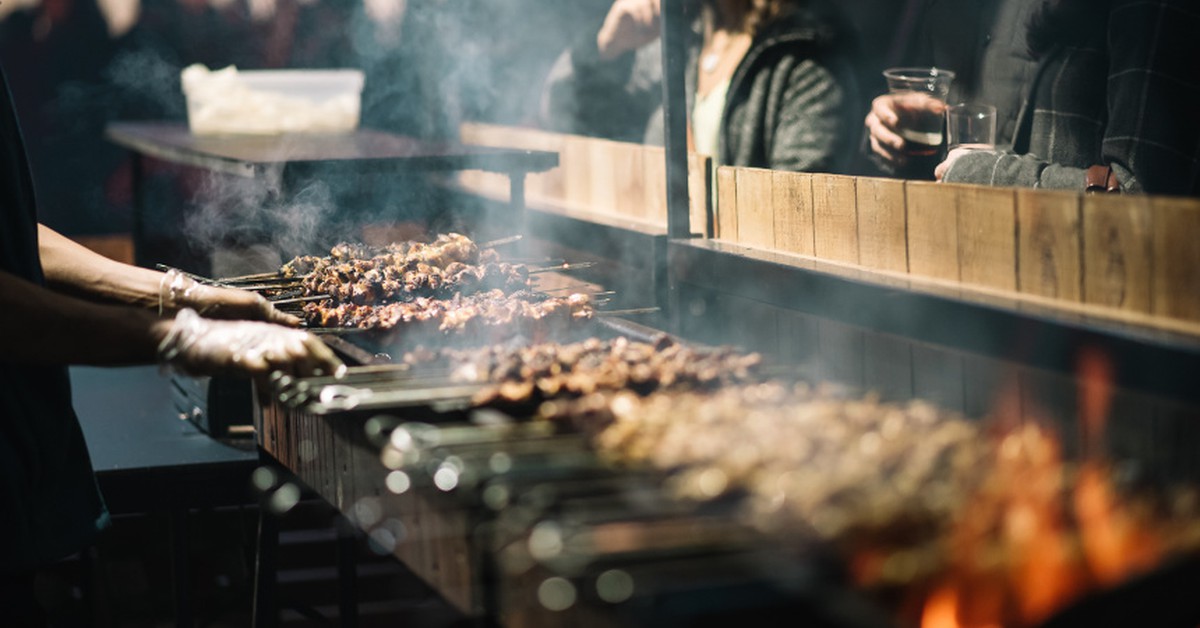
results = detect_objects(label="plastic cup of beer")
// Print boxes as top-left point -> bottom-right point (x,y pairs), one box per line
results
946,103 -> 997,151
882,67 -> 956,178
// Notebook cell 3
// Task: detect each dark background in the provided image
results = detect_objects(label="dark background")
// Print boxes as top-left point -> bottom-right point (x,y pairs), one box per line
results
0,0 -> 910,239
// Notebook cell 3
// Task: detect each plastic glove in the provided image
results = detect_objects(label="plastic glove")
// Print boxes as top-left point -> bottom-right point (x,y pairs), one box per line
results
160,269 -> 300,326
158,308 -> 344,378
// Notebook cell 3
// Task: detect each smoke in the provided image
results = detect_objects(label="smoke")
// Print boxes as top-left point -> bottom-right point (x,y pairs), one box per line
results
183,171 -> 337,263
103,48 -> 187,120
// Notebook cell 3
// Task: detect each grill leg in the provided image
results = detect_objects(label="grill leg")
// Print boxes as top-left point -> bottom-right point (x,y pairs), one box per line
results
169,508 -> 193,628
252,510 -> 278,628
336,516 -> 359,628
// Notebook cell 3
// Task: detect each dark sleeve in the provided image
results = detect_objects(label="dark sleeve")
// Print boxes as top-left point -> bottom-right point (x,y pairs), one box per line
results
1099,0 -> 1200,195
538,32 -> 663,143
946,0 -> 1200,194
769,57 -> 856,173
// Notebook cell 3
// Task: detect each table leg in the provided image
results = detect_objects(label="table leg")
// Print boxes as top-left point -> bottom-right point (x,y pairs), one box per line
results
252,510 -> 279,628
169,508 -> 193,628
508,172 -> 528,255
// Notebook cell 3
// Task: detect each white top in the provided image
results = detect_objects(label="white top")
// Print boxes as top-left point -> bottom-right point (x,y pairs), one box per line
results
691,77 -> 731,160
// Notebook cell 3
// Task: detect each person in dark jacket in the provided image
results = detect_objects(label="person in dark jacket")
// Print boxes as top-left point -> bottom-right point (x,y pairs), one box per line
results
937,0 -> 1200,195
0,60 -> 342,623
540,0 -> 862,174
867,0 -> 1200,196
864,0 -> 1041,179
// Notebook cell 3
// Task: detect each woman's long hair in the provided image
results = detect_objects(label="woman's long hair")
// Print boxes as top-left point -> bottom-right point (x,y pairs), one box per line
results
701,0 -> 798,37
1027,0 -> 1110,58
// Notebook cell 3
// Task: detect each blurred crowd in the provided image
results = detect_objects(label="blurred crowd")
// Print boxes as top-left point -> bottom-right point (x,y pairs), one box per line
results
0,0 -> 1195,240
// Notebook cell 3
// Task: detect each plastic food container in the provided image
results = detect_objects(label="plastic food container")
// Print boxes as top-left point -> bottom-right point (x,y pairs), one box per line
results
181,64 -> 365,136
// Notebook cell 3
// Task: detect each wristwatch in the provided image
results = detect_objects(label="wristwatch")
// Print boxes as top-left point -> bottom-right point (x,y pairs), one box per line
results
1085,165 -> 1120,193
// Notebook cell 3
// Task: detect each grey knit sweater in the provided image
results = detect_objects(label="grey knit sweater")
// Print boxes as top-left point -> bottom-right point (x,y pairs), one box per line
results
540,5 -> 861,174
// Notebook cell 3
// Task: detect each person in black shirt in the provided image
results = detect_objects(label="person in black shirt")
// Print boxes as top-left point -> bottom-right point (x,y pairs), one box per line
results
0,60 -> 342,624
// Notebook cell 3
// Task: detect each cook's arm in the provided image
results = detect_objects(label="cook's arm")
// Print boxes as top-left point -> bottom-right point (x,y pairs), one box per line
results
0,268 -> 168,366
0,269 -> 342,376
38,224 -> 164,308
37,224 -> 298,325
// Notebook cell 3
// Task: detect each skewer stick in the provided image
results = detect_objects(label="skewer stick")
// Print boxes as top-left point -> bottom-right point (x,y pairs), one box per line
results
308,327 -> 370,335
480,235 -> 522,249
597,307 -> 660,317
270,294 -> 330,305
541,286 -> 616,297
236,282 -> 304,291
218,271 -> 282,283
529,262 -> 598,274
156,264 -> 222,286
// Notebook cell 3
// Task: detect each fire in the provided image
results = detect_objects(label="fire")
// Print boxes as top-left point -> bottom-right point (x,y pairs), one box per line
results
915,347 -> 1182,628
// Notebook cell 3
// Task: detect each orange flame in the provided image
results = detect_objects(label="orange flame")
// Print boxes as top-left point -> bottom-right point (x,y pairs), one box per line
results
917,347 -> 1170,628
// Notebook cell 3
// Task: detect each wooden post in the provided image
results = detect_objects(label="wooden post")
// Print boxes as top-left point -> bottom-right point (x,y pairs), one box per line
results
906,181 -> 960,281
588,138 -> 618,215
688,154 -> 712,237
715,166 -> 738,241
734,167 -> 775,249
856,177 -> 908,273
561,135 -> 593,212
1082,193 -> 1152,313
1151,196 -> 1200,320
772,171 -> 815,256
812,174 -> 859,264
958,186 -> 1017,291
644,146 -> 668,225
1016,189 -> 1082,301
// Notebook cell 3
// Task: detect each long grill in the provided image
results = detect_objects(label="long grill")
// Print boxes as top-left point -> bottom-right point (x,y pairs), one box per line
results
252,234 -> 1200,628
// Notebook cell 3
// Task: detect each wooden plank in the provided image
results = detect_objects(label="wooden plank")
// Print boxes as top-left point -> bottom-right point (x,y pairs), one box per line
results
957,186 -> 1016,291
560,135 -> 593,212
1016,189 -> 1082,301
734,167 -> 776,249
715,166 -> 738,241
905,180 -> 960,281
588,138 -> 618,214
643,146 -> 668,225
812,174 -> 859,264
611,142 -> 646,220
863,332 -> 913,402
1082,194 -> 1152,313
687,153 -> 712,237
772,170 -> 814,256
855,177 -> 908,273
1151,196 -> 1200,321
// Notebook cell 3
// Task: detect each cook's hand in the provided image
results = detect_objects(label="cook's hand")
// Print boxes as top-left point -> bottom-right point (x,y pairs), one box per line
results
597,0 -> 661,60
865,93 -> 947,166
160,269 -> 300,327
935,147 -> 977,182
158,308 -> 344,379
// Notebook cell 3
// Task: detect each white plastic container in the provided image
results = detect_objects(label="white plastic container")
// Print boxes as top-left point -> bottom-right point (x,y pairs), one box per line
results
181,64 -> 365,136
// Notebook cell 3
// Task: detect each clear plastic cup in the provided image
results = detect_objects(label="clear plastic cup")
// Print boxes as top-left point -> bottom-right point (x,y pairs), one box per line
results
882,67 -> 956,178
946,103 -> 997,151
